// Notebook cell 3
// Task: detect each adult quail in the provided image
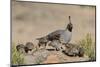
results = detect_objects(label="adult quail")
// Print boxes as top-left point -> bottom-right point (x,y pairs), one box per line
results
47,16 -> 73,44
36,16 -> 73,48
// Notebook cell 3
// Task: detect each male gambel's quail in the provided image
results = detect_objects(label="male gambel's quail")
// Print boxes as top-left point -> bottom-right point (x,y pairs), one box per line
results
47,16 -> 73,44
37,16 -> 73,48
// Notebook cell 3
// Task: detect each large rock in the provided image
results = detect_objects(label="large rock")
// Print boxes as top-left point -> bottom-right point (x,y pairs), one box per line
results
23,43 -> 89,64
42,51 -> 89,64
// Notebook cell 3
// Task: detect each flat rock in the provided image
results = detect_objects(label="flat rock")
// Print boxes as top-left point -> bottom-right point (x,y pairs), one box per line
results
23,43 -> 89,64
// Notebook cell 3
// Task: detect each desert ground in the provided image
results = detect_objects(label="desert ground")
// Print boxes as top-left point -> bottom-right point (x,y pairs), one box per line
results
12,1 -> 96,65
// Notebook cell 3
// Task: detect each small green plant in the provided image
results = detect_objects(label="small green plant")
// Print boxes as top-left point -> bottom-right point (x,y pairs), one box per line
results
12,44 -> 25,65
79,33 -> 96,61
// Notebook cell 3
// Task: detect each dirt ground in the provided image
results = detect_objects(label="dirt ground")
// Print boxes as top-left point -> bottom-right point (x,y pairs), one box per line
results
11,1 -> 96,64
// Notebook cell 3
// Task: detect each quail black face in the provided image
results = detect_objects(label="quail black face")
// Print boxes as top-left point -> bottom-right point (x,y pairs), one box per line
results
67,23 -> 73,32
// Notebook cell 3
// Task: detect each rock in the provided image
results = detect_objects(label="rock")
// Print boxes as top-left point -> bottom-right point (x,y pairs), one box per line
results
42,50 -> 89,64
20,43 -> 88,64
24,49 -> 50,64
43,54 -> 60,63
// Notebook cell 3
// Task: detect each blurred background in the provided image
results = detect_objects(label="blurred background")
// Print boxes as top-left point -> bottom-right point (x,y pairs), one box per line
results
12,1 -> 95,45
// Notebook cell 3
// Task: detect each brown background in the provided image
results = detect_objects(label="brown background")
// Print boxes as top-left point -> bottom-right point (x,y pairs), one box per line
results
12,1 -> 95,45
